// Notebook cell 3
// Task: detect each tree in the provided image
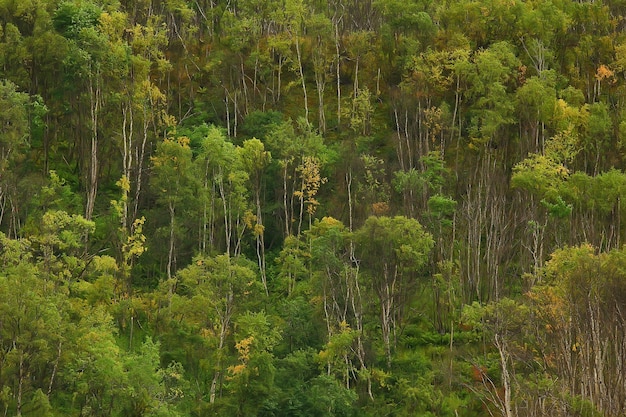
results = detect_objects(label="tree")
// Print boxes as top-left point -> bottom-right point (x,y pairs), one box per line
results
175,253 -> 260,404
0,80 -> 30,236
582,101 -> 613,175
457,41 -> 521,303
53,0 -> 129,221
225,311 -> 281,416
466,41 -> 519,148
294,155 -> 327,235
0,261 -> 63,416
29,209 -> 95,282
354,215 -> 434,368
304,375 -> 357,417
511,151 -> 572,274
150,136 -> 196,279
515,73 -> 558,155
265,119 -> 329,238
309,217 -> 372,396
195,126 -> 251,256
283,0 -> 309,124
123,337 -> 186,417
70,306 -> 128,417
524,244 -> 626,417
462,299 -> 530,417
111,175 -> 146,297
307,12 -> 334,133
237,138 -> 271,294
122,14 -> 170,227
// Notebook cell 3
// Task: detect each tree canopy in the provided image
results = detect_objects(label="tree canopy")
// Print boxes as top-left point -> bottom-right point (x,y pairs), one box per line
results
0,0 -> 625,416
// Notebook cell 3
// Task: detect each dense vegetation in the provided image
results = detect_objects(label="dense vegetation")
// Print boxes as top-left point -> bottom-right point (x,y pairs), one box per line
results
1,0 -> 626,415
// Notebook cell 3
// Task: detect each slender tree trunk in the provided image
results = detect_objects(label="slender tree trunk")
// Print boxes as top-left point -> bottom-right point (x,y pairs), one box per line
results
323,285 -> 333,376
253,50 -> 259,106
0,189 -> 5,230
218,173 -> 231,255
335,22 -> 342,127
233,91 -> 238,137
381,290 -> 392,369
495,334 -> 514,417
277,53 -> 282,103
225,92 -> 231,136
132,104 -> 150,227
294,33 -> 309,124
209,367 -> 221,403
47,341 -> 62,396
349,265 -> 373,400
394,108 -> 405,172
255,188 -> 268,295
210,318 -> 229,403
122,313 -> 132,353
16,348 -> 23,417
201,161 -> 215,254
405,110 -> 413,169
353,57 -> 359,104
283,162 -> 291,237
121,100 -> 133,228
122,99 -> 133,184
86,75 -> 100,221
316,66 -> 326,134
167,201 -> 175,280
240,58 -> 249,114
380,264 -> 395,369
297,177 -> 305,236
346,169 -> 353,233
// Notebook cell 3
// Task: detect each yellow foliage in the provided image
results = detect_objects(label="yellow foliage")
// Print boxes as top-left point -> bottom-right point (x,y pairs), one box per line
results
162,113 -> 177,128
319,217 -> 342,227
235,336 -> 254,362
423,106 -> 443,142
116,175 -> 131,193
372,201 -> 390,215
310,295 -> 324,306
200,328 -> 215,339
136,80 -> 166,104
295,156 -> 328,216
306,199 -> 319,215
595,64 -> 615,82
98,11 -> 127,41
123,217 -> 147,259
93,255 -> 119,273
177,136 -> 190,148
227,364 -> 247,378
243,210 -> 257,229
254,223 -> 265,237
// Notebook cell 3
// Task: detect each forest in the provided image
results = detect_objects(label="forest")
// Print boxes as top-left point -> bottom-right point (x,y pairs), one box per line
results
1,0 -> 626,415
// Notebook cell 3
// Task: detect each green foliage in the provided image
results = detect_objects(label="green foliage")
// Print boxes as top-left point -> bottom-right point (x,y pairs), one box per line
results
239,110 -> 284,141
516,73 -> 557,126
22,389 -> 54,417
0,79 -> 29,163
274,234 -> 309,295
53,1 -> 102,39
355,215 -> 434,275
4,0 -> 626,415
176,253 -> 260,316
224,311 -> 281,416
37,170 -> 83,214
305,375 -> 357,417
123,337 -> 187,417
512,153 -> 568,199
